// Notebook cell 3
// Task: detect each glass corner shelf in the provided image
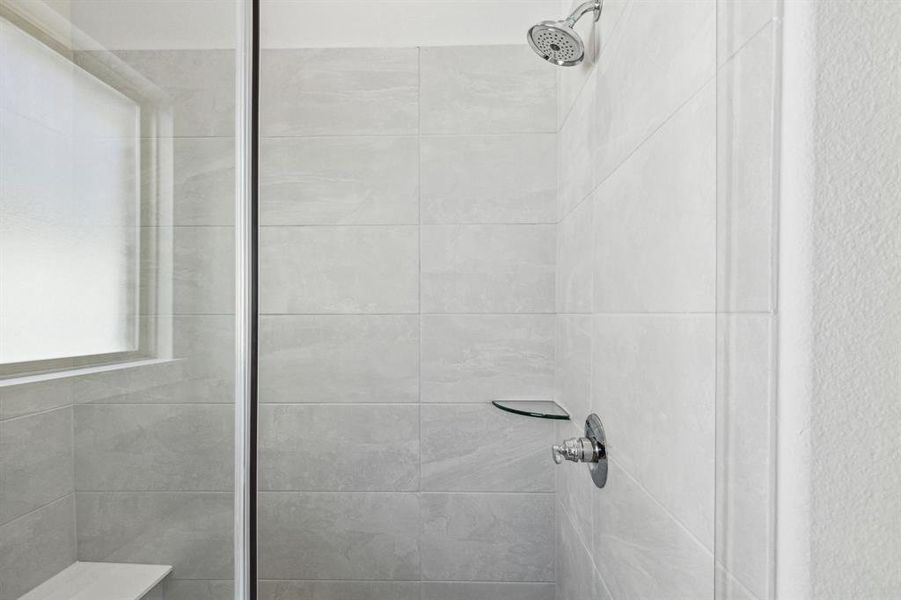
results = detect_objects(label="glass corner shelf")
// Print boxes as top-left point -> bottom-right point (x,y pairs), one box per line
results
491,400 -> 570,420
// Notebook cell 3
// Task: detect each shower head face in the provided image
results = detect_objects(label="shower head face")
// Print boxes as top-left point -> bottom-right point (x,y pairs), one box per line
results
527,21 -> 585,67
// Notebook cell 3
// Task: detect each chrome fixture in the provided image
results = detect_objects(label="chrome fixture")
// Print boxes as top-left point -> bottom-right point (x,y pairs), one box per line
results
527,0 -> 602,67
552,414 -> 608,488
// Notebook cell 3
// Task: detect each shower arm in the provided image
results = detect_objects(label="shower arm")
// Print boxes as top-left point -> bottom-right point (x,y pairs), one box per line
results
563,0 -> 602,27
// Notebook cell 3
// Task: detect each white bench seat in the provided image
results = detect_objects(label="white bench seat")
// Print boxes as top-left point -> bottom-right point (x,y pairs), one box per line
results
19,562 -> 172,600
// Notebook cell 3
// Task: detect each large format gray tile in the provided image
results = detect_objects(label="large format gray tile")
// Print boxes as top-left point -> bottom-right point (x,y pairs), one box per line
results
259,315 -> 419,403
421,225 -> 555,313
594,0 -> 715,182
174,226 -> 235,315
71,315 -> 234,405
592,314 -> 716,549
144,584 -> 163,600
420,493 -> 554,582
717,0 -> 778,62
592,460 -> 713,600
421,315 -> 555,403
555,315 -> 592,424
717,24 -> 777,312
0,495 -> 76,600
556,2 -> 600,128
556,0 -> 628,126
161,580 -> 234,600
420,46 -> 556,134
556,508 -> 606,600
260,226 -> 418,314
148,226 -> 234,315
556,196 -> 594,314
422,582 -> 555,600
76,491 -> 233,579
0,407 -> 73,523
0,377 -> 73,420
258,492 -> 419,580
259,404 -> 419,491
74,404 -> 233,491
258,580 -> 419,600
110,50 -> 236,137
557,69 -> 597,219
593,81 -> 715,313
420,134 -> 556,224
421,403 -> 555,492
260,48 -> 418,136
716,565 -> 761,600
169,137 -> 235,226
260,136 -> 418,226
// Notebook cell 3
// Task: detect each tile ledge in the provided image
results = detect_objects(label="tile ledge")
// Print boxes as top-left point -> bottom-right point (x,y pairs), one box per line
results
18,561 -> 172,600
0,358 -> 180,388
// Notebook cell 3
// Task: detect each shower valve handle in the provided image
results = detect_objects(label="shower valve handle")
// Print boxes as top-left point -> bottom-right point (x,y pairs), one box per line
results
551,414 -> 609,489
552,437 -> 602,464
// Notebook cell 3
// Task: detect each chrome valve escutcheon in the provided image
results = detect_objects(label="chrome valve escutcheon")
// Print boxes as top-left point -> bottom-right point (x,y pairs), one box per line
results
551,414 -> 608,488
552,436 -> 601,464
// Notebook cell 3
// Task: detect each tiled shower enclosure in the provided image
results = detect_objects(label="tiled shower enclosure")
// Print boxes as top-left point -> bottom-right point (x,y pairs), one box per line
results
0,0 -> 780,599
256,45 -> 559,598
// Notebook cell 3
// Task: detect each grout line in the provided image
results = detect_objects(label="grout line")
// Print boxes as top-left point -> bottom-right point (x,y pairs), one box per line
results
262,132 -> 558,140
560,65 -> 718,224
715,560 -> 765,600
717,18 -> 778,68
557,0 -> 634,131
253,578 -> 556,584
69,398 -> 78,551
0,492 -> 73,530
416,45 -> 424,592
74,490 -> 234,494
766,12 -> 784,600
70,402 -> 235,407
0,403 -> 73,424
608,455 -> 716,557
260,130 -> 557,139
74,490 -> 232,495
256,222 -> 558,227
260,312 -> 558,316
260,402 -> 549,407
256,490 -> 556,496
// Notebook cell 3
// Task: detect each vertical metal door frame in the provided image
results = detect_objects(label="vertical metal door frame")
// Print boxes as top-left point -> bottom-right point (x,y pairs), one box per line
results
235,0 -> 259,597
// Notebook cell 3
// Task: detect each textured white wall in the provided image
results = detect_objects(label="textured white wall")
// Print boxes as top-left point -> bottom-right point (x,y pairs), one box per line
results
779,1 -> 901,598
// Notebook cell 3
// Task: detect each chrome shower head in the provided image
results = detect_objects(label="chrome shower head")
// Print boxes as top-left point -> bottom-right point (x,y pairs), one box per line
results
528,21 -> 584,67
527,1 -> 601,67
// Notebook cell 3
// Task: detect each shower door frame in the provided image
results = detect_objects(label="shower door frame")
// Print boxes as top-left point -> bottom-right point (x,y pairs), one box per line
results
235,0 -> 259,598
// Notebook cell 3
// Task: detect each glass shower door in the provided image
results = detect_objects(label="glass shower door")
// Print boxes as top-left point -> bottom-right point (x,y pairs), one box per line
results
255,14 -> 561,599
254,0 -> 777,599
0,1 -> 245,597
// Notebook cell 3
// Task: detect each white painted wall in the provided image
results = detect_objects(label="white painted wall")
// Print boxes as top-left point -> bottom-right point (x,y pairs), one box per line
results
778,1 -> 901,598
67,0 -> 560,49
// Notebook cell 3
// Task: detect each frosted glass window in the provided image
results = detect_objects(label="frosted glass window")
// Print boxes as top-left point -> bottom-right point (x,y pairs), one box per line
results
0,21 -> 141,365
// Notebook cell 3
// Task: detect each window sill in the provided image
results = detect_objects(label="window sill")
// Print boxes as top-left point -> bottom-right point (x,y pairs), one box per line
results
0,358 -> 180,388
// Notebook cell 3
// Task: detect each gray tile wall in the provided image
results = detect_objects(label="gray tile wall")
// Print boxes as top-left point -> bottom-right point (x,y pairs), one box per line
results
68,48 -> 237,599
0,43 -> 557,600
1,22 -> 779,599
257,44 -> 557,600
0,386 -> 77,600
0,49 -> 240,600
553,1 -> 778,600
